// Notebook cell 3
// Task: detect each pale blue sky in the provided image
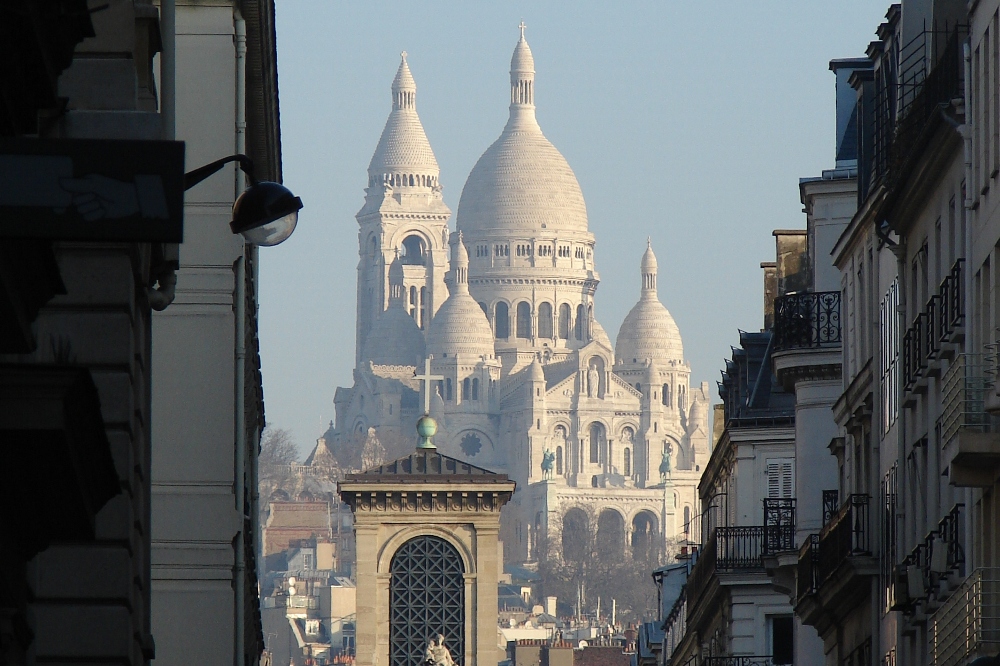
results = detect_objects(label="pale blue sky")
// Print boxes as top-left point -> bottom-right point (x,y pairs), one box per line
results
259,2 -> 890,458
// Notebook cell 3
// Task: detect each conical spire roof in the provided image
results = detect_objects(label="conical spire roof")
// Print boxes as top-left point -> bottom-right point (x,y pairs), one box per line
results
368,52 -> 440,179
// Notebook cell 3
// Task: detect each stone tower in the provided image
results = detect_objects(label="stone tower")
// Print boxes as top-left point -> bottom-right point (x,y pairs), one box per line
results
355,53 -> 451,365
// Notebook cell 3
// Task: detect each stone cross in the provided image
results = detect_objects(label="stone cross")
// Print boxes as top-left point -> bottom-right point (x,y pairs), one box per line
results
519,21 -> 526,39
414,357 -> 444,415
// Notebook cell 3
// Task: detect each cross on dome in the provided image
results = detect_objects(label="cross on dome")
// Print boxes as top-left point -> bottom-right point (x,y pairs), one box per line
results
401,50 -> 407,60
519,21 -> 526,39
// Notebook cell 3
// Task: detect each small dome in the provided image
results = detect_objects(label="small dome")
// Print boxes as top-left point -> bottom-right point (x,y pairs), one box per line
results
362,307 -> 426,367
529,356 -> 545,382
591,318 -> 613,351
615,243 -> 684,366
426,235 -> 495,359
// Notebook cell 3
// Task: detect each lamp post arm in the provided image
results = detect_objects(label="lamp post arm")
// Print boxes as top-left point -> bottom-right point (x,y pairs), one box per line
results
184,153 -> 257,190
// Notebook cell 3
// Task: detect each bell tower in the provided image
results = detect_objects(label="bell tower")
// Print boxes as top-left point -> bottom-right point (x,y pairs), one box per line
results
355,52 -> 451,365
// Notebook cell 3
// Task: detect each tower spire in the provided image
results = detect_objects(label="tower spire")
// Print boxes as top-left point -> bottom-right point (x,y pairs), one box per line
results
510,23 -> 535,113
392,51 -> 416,111
641,242 -> 658,296
451,231 -> 470,294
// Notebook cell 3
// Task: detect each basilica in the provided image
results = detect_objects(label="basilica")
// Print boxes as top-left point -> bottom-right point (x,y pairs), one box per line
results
328,28 -> 710,567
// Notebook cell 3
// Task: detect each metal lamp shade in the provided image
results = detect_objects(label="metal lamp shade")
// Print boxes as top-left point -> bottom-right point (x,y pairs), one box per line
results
230,181 -> 302,246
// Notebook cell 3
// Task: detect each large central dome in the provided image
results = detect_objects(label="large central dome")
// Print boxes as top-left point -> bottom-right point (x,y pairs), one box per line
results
456,30 -> 588,234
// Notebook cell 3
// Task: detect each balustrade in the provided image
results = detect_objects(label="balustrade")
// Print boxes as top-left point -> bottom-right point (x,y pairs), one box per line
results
817,494 -> 871,584
903,260 -> 965,391
796,534 -> 820,602
773,291 -> 841,351
762,498 -> 796,554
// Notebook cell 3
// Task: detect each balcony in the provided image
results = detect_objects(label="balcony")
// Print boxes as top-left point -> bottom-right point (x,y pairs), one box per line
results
686,524 -> 776,626
763,499 -> 796,554
773,291 -> 841,351
904,260 -> 965,397
795,495 -> 877,633
702,658 -> 775,666
942,354 -> 1000,487
931,568 -> 1000,666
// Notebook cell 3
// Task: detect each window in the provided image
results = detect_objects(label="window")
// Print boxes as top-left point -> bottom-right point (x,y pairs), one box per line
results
662,383 -> 671,407
556,446 -> 563,475
589,423 -> 603,463
880,279 -> 899,432
538,302 -> 553,338
624,448 -> 630,476
769,616 -> 793,665
495,302 -> 509,338
400,235 -> 425,265
472,378 -> 479,401
445,378 -> 452,401
766,458 -> 794,498
462,378 -> 470,400
575,304 -> 585,340
683,506 -> 691,535
419,287 -> 426,329
558,304 -> 571,339
302,553 -> 314,570
516,301 -> 532,338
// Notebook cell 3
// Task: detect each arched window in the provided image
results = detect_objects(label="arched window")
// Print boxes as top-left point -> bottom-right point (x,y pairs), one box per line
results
589,423 -> 604,463
462,378 -> 470,400
678,385 -> 686,411
400,235 -> 425,265
558,304 -> 571,339
624,448 -> 631,476
445,378 -> 453,401
495,302 -> 509,338
662,383 -> 671,407
538,302 -> 553,339
683,506 -> 691,535
556,446 -> 563,475
575,304 -> 585,340
516,301 -> 531,339
472,378 -> 479,400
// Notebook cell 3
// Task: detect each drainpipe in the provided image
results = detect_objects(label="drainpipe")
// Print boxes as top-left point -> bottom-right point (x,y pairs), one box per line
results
234,11 -> 248,666
150,0 -> 178,310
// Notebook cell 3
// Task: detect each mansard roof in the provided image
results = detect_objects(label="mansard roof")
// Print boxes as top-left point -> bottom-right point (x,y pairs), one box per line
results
343,448 -> 509,483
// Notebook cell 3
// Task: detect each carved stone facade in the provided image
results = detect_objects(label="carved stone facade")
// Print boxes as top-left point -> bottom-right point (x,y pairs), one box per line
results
330,30 -> 711,568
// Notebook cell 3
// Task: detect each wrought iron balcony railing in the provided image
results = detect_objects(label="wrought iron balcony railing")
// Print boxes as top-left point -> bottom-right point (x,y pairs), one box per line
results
796,534 -> 820,602
822,490 -> 839,526
702,658 -> 775,666
942,353 -> 997,443
773,291 -> 841,351
904,260 -> 966,391
817,494 -> 871,584
762,498 -> 796,553
931,567 -> 1000,666
717,526 -> 765,570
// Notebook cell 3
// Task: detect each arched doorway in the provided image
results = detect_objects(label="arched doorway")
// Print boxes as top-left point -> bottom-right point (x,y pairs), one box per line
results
561,508 -> 589,562
595,509 -> 625,560
631,511 -> 659,561
390,536 -> 465,666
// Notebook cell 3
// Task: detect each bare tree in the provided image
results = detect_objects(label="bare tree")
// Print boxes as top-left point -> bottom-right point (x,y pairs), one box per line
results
258,426 -> 299,501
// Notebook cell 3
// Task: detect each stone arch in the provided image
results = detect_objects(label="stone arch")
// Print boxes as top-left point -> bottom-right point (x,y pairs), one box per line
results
377,525 -> 476,575
595,508 -> 625,561
537,301 -> 553,339
494,301 -> 510,339
400,234 -> 426,265
630,510 -> 659,560
561,507 -> 590,562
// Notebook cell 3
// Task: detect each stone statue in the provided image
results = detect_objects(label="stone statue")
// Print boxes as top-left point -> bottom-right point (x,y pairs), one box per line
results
361,426 -> 386,471
425,635 -> 455,666
587,364 -> 599,398
541,449 -> 555,479
658,446 -> 672,482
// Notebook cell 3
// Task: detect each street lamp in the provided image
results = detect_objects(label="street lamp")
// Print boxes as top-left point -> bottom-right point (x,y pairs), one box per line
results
184,154 -> 302,246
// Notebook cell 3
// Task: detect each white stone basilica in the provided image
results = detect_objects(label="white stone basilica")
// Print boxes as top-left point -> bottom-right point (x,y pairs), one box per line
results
329,29 -> 710,566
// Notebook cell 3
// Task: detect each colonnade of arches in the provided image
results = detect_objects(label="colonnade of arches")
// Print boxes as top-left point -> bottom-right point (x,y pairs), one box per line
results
560,507 -> 661,562
478,300 -> 592,342
369,172 -> 439,189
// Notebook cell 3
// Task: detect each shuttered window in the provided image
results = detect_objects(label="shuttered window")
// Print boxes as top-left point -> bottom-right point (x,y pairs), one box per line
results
766,458 -> 794,498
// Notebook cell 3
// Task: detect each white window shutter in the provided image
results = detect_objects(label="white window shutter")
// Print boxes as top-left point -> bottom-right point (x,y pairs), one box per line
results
766,458 -> 794,498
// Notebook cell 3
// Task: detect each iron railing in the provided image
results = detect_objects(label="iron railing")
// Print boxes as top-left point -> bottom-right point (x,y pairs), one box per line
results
904,260 -> 966,391
716,526 -> 765,570
817,494 -> 871,584
702,659 -> 775,666
687,530 -> 717,605
942,353 -> 997,443
936,504 -> 966,573
822,490 -> 839,526
762,498 -> 796,553
773,291 -> 841,351
931,568 -> 1000,666
796,534 -> 820,602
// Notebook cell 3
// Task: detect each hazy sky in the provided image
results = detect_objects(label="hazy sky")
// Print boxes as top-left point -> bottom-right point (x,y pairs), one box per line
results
259,2 -> 889,458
